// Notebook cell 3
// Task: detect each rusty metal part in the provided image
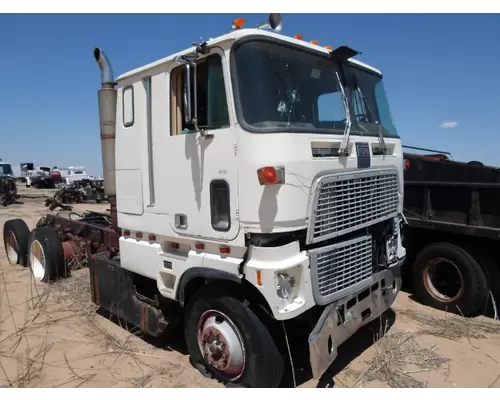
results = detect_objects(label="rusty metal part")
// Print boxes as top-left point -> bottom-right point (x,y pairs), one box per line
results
61,240 -> 75,261
423,257 -> 464,303
108,196 -> 118,234
45,197 -> 73,211
0,176 -> 19,207
197,310 -> 246,381
50,179 -> 107,206
36,211 -> 119,261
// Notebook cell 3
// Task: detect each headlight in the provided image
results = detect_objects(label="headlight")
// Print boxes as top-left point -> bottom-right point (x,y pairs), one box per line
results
386,217 -> 400,263
387,236 -> 398,263
276,271 -> 296,300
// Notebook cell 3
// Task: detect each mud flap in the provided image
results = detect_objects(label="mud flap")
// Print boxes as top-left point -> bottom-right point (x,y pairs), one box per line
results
90,252 -> 169,337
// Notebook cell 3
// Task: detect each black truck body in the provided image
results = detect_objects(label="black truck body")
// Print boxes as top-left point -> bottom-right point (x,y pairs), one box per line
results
401,146 -> 500,317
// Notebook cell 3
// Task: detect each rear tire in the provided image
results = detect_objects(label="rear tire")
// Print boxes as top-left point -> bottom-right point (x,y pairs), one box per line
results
3,219 -> 31,267
412,242 -> 488,316
465,247 -> 500,311
184,283 -> 284,388
27,227 -> 66,283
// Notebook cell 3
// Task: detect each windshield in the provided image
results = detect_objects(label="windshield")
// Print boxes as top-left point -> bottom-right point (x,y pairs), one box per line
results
232,39 -> 399,138
347,66 -> 398,137
0,164 -> 13,175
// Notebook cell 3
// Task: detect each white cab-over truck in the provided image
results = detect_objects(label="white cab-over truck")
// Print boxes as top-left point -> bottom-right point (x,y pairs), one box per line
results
3,14 -> 406,388
61,166 -> 90,185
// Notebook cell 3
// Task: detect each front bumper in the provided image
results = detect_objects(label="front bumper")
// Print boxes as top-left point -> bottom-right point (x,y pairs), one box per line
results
308,262 -> 402,379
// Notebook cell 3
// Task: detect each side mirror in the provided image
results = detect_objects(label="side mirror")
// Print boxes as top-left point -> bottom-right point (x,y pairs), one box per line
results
183,63 -> 192,123
176,54 -> 206,135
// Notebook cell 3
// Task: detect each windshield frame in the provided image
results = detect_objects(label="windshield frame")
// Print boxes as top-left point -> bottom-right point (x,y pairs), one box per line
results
229,35 -> 400,139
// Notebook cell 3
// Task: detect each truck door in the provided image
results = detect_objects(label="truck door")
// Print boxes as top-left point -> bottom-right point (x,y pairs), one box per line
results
158,50 -> 239,242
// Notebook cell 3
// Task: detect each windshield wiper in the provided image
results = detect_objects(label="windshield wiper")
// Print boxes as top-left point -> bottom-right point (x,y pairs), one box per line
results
354,76 -> 387,154
336,72 -> 351,155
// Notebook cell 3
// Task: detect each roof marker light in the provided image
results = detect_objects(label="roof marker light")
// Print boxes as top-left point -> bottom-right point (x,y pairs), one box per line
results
325,45 -> 333,50
294,34 -> 304,40
310,40 -> 319,45
232,18 -> 245,30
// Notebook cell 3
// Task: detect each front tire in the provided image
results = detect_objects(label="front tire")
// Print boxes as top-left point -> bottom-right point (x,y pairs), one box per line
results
184,284 -> 284,388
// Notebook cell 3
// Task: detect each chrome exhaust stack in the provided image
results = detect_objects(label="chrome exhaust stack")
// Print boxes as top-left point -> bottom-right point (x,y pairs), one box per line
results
94,47 -> 118,229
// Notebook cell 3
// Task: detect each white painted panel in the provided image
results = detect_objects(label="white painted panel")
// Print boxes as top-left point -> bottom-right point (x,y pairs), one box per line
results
116,169 -> 143,215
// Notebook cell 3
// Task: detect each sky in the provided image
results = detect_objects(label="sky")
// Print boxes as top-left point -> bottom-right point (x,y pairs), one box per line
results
1,13 -> 499,175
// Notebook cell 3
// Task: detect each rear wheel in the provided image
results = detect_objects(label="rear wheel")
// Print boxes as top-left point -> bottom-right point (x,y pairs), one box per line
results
465,247 -> 500,311
184,284 -> 284,388
3,219 -> 31,266
27,227 -> 67,283
412,242 -> 488,316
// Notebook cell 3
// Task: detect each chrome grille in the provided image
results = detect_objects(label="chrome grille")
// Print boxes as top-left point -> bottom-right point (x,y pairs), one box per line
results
308,169 -> 399,244
310,235 -> 373,305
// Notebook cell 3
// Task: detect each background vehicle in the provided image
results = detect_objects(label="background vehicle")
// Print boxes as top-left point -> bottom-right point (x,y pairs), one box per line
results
60,166 -> 90,185
0,159 -> 14,177
26,165 -> 64,188
3,14 -> 406,387
402,145 -> 500,318
0,159 -> 18,206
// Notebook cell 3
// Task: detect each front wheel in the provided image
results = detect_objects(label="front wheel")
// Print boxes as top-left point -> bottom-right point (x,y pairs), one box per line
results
184,284 -> 284,388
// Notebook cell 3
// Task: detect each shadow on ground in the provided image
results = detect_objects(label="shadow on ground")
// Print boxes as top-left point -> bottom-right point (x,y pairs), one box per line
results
281,309 -> 396,388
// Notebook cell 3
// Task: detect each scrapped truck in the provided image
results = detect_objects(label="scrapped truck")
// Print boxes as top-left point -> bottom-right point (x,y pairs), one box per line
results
3,14 -> 406,388
0,160 -> 19,206
61,166 -> 90,185
402,146 -> 500,318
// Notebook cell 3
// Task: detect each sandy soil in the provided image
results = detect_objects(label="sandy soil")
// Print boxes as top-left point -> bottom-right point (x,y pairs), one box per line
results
1,196 -> 500,388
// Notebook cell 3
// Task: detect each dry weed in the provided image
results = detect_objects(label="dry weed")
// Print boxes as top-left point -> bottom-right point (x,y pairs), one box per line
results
394,307 -> 500,341
353,328 -> 449,388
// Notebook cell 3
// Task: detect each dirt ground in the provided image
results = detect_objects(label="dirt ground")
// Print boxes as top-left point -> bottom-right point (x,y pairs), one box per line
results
1,195 -> 500,388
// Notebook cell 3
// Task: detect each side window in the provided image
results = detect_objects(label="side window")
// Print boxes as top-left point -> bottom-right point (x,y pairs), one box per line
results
170,54 -> 229,136
317,92 -> 346,127
123,86 -> 134,127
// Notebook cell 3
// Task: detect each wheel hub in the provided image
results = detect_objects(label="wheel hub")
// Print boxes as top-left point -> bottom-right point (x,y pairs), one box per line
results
197,310 -> 245,381
30,240 -> 46,281
423,257 -> 464,302
201,327 -> 230,369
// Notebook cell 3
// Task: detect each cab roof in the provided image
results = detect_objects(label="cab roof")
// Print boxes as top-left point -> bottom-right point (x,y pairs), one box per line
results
116,28 -> 382,82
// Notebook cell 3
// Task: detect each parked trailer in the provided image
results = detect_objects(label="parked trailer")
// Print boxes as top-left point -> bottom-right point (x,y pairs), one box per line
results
3,14 -> 407,388
402,145 -> 500,317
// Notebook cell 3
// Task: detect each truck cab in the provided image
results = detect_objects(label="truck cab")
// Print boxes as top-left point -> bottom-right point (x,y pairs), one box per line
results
62,166 -> 89,185
106,17 -> 406,384
0,160 -> 14,177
